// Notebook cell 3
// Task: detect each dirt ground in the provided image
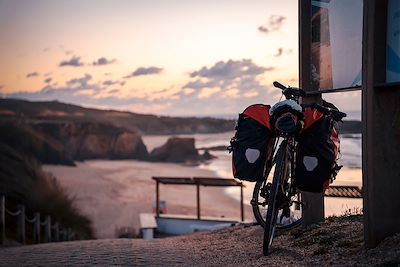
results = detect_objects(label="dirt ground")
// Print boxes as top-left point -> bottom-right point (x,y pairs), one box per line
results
1,215 -> 399,266
162,215 -> 400,266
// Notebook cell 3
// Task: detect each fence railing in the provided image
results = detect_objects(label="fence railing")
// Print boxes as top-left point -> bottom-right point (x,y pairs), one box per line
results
0,195 -> 75,245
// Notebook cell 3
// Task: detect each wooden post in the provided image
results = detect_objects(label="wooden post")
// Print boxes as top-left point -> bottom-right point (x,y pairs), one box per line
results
44,216 -> 51,243
17,205 -> 25,244
362,0 -> 400,247
66,228 -> 71,241
33,212 -> 40,244
196,184 -> 200,220
299,0 -> 325,226
63,229 -> 67,241
156,181 -> 160,217
59,228 -> 64,241
240,184 -> 244,222
70,231 -> 75,241
53,222 -> 59,242
1,196 -> 5,245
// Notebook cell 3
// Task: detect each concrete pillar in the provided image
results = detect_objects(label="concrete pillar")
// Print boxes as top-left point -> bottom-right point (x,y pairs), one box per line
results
298,0 -> 325,226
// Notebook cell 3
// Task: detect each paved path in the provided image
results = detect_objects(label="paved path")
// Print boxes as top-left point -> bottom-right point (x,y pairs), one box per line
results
0,239 -> 192,266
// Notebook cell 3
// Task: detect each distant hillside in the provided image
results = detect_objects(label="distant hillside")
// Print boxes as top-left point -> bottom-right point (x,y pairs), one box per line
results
0,99 -> 235,135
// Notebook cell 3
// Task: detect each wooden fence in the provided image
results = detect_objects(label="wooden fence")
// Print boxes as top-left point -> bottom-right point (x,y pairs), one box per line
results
0,195 -> 74,245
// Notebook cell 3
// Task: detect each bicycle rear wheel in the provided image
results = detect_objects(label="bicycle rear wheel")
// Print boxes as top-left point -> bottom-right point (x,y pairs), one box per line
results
263,143 -> 286,256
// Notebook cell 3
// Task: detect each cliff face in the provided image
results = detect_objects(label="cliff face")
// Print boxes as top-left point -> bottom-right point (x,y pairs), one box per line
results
0,122 -> 73,165
31,122 -> 149,161
0,121 -> 149,165
35,122 -> 149,161
0,98 -> 233,164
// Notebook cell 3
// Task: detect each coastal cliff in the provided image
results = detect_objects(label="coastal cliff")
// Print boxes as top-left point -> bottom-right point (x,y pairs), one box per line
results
0,98 -> 362,165
0,122 -> 149,164
31,122 -> 149,161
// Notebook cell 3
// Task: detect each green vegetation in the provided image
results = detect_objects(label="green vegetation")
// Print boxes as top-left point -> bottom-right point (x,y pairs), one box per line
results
0,139 -> 93,240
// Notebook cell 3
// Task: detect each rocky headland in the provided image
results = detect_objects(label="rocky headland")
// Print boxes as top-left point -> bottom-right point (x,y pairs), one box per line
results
0,98 -> 362,165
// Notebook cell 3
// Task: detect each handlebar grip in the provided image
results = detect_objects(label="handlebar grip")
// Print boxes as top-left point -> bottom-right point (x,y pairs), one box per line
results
298,89 -> 307,97
273,81 -> 287,90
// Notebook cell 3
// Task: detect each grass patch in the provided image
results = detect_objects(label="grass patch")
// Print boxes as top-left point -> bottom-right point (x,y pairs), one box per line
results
0,142 -> 93,240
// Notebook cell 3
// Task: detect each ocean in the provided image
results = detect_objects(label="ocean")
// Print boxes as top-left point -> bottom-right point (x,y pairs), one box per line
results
143,130 -> 363,217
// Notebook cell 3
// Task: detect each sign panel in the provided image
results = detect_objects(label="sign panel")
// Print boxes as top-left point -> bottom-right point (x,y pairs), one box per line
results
311,0 -> 363,90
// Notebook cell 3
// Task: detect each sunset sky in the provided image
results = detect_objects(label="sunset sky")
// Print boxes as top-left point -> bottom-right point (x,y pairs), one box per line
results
0,0 -> 360,117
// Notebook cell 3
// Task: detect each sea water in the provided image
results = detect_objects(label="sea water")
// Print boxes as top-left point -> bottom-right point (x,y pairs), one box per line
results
142,130 -> 363,217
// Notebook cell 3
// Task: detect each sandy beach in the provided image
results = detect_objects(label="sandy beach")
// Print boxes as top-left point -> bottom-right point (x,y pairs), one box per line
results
44,159 -> 362,239
43,160 -> 253,239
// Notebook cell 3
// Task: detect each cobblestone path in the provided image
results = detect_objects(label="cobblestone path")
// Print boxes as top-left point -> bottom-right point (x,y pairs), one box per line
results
0,238 -> 194,266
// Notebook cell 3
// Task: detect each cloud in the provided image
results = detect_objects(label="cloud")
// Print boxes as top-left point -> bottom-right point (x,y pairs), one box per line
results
189,59 -> 271,79
42,48 -> 50,53
124,67 -> 163,78
274,48 -> 283,57
181,59 -> 276,106
93,57 -> 116,66
66,74 -> 93,89
59,56 -> 84,67
4,60 -> 282,117
258,26 -> 269,33
103,80 -> 125,87
274,48 -> 292,57
7,74 -> 100,103
26,72 -> 39,78
258,15 -> 286,34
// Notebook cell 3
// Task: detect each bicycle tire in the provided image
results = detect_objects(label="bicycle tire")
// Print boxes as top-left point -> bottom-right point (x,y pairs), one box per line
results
251,157 -> 275,228
263,143 -> 286,256
252,153 -> 303,230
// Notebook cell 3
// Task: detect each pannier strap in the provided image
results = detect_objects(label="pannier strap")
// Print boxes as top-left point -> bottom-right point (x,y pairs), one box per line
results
243,104 -> 272,130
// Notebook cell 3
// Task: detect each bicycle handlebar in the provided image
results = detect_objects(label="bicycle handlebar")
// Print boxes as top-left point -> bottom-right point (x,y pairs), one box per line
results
273,81 -> 287,90
273,81 -> 306,98
273,81 -> 347,121
314,104 -> 347,121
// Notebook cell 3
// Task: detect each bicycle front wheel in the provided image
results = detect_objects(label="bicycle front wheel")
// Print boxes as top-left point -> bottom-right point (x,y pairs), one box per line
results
252,178 -> 303,230
263,143 -> 287,256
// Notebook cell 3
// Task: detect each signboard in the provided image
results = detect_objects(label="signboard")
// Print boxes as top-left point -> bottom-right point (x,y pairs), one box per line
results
311,0 -> 363,90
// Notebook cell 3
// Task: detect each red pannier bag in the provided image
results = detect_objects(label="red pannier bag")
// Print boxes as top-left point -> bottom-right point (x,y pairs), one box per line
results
229,104 -> 275,182
294,103 -> 342,193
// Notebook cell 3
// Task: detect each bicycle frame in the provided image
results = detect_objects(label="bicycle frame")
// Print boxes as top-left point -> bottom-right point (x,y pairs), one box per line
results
273,137 -> 299,218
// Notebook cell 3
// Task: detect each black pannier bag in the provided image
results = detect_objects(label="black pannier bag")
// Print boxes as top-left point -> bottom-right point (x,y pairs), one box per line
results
229,104 -> 275,182
294,103 -> 342,193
